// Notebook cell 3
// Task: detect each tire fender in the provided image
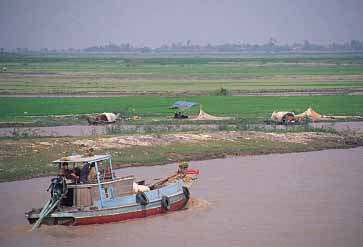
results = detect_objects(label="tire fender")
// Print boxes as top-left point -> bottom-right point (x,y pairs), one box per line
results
161,196 -> 170,211
136,191 -> 149,205
182,186 -> 190,199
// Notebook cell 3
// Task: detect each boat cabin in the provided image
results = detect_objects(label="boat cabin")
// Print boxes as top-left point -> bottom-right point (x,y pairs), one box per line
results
53,154 -> 134,210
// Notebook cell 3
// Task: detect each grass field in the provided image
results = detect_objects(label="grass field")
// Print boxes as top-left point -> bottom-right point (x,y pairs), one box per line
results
1,53 -> 363,94
0,95 -> 362,123
1,131 -> 362,181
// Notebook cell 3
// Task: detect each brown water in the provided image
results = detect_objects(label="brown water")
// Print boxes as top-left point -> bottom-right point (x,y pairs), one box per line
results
1,147 -> 363,247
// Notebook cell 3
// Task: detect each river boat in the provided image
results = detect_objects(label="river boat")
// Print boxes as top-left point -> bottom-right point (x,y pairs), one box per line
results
26,154 -> 198,230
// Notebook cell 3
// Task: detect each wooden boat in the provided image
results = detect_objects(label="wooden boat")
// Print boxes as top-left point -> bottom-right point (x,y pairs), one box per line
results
26,154 -> 198,230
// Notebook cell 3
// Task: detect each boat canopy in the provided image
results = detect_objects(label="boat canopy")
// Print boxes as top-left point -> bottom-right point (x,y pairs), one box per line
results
53,154 -> 112,164
171,101 -> 199,109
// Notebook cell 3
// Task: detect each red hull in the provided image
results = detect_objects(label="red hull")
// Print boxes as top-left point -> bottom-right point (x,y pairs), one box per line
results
73,197 -> 188,225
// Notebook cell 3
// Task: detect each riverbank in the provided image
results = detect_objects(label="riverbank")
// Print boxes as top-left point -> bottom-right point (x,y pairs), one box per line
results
1,130 -> 362,182
1,121 -> 363,137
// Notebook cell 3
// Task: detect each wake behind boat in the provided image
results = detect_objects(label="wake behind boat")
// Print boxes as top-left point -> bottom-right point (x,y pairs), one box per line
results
26,154 -> 199,230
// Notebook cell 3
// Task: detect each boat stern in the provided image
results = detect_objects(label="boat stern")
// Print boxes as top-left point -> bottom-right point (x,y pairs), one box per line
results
25,209 -> 74,226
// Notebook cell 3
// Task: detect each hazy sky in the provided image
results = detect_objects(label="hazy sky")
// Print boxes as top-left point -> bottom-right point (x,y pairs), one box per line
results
1,0 -> 363,49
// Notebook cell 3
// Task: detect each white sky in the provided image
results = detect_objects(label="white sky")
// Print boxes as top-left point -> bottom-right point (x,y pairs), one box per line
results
0,0 -> 362,49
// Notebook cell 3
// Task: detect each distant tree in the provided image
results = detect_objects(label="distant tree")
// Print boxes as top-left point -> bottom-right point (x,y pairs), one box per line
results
269,38 -> 277,46
303,40 -> 311,49
105,43 -> 121,52
350,40 -> 363,50
140,47 -> 151,53
119,43 -> 129,50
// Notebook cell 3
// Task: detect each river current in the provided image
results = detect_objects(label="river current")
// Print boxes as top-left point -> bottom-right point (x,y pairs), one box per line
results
0,147 -> 362,247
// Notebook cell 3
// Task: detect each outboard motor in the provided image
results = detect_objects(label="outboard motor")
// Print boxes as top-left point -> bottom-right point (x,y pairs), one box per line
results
48,176 -> 67,199
31,176 -> 68,231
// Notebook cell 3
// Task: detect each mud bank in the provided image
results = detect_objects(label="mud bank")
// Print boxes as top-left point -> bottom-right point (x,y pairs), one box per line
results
1,121 -> 362,137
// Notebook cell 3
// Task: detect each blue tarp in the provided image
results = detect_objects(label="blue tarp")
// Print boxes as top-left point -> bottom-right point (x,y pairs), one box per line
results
171,101 -> 199,108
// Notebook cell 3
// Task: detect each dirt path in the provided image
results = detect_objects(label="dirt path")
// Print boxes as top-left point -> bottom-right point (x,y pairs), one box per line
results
1,88 -> 362,97
1,121 -> 363,137
69,131 -> 342,150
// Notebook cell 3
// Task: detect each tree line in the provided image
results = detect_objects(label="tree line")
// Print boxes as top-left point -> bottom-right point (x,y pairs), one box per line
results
83,40 -> 363,52
2,39 -> 363,53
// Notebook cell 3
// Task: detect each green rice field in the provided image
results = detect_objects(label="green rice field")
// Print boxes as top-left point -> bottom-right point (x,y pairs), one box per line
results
1,53 -> 363,94
1,95 -> 362,122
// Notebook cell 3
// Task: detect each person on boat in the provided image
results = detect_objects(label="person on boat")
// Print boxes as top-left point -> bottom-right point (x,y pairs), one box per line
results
79,162 -> 90,183
74,166 -> 81,178
59,162 -> 79,182
87,163 -> 97,182
105,164 -> 112,179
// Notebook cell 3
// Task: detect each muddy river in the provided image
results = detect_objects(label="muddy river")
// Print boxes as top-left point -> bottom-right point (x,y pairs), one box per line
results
1,147 -> 363,247
0,121 -> 362,137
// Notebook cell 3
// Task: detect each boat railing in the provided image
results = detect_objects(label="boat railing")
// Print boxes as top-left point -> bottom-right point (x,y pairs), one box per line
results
66,176 -> 135,208
67,175 -> 134,188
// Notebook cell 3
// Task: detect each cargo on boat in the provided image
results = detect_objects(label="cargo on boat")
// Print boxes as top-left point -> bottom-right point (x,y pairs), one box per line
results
26,154 -> 198,230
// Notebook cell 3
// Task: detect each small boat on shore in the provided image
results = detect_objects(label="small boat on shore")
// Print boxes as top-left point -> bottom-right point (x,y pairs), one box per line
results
26,154 -> 199,230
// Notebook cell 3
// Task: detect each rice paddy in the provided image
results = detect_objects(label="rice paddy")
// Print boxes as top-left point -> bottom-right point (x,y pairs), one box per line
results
1,53 -> 363,94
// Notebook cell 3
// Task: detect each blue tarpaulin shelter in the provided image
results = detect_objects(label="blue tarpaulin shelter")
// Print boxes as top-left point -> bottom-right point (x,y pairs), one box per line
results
171,101 -> 199,108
